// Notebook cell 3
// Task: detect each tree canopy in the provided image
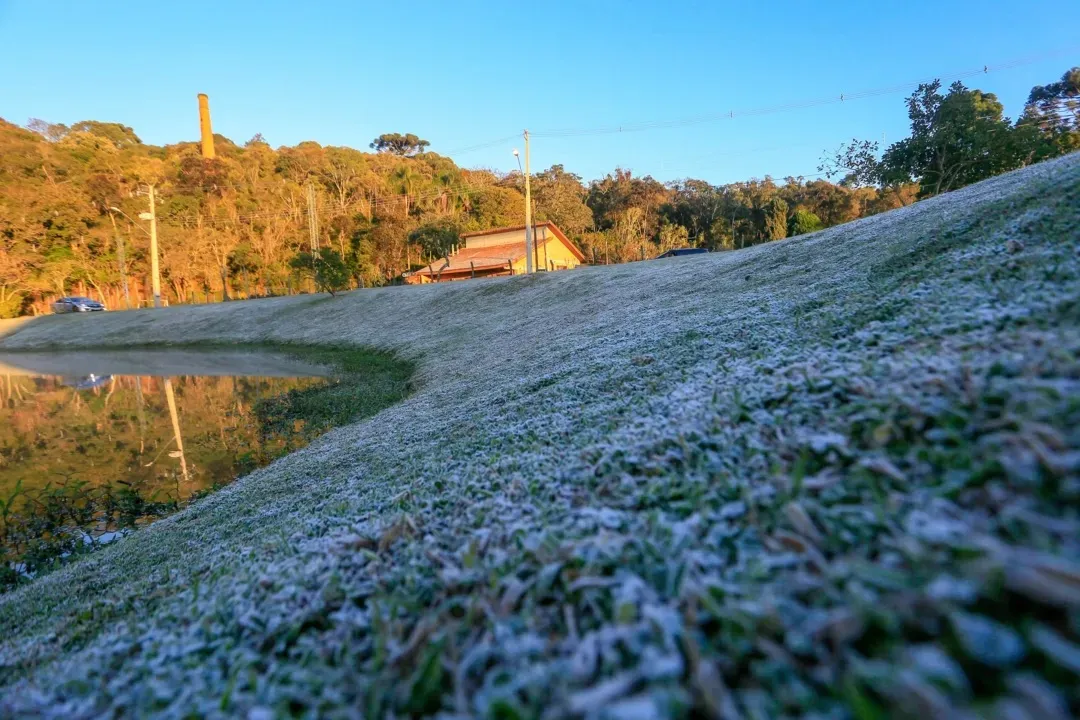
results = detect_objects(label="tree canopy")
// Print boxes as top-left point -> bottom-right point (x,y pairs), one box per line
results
1,66 -> 1074,318
821,68 -> 1079,199
407,221 -> 461,260
290,248 -> 352,296
369,133 -> 430,156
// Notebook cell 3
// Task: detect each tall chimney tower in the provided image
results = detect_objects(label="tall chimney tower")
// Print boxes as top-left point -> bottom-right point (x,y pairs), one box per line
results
197,93 -> 215,159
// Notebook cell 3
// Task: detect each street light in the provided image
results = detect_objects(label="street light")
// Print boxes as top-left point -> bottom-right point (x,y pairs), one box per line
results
109,206 -> 151,235
513,142 -> 534,273
111,184 -> 161,308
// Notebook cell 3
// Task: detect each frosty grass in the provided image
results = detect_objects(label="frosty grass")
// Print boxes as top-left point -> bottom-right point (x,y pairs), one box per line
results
1,153 -> 1079,718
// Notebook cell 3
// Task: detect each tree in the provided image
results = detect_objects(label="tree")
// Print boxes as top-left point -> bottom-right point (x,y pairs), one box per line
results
662,179 -> 725,247
25,119 -> 69,142
759,196 -> 788,241
1025,66 -> 1080,130
68,121 -> 142,148
407,221 -> 460,260
462,182 -> 522,230
531,165 -> 594,237
657,222 -> 689,253
369,133 -> 430,157
824,80 -> 1030,200
1019,67 -> 1080,157
319,147 -> 370,214
819,139 -> 882,187
882,81 -> 1023,198
290,248 -> 351,296
587,169 -> 667,234
788,208 -> 823,236
227,243 -> 260,296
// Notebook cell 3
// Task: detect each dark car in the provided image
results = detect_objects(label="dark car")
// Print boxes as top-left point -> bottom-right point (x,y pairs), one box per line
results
52,296 -> 107,314
655,247 -> 708,259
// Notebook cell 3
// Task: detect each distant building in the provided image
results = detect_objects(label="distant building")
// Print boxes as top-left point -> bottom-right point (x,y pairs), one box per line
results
404,222 -> 585,284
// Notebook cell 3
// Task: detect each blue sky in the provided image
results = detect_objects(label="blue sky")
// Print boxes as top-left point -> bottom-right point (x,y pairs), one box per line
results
1,0 -> 1077,185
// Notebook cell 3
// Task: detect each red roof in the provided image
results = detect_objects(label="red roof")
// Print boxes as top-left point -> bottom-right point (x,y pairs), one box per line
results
411,242 -> 525,276
461,222 -> 585,262
408,223 -> 585,278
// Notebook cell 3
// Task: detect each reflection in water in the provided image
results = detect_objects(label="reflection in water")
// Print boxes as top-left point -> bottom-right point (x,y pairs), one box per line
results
1,346 -> 410,590
163,378 -> 190,487
0,372 -> 324,504
1,371 -> 328,587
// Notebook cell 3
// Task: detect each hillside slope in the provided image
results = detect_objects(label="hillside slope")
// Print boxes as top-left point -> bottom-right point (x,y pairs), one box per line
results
1,153 -> 1078,718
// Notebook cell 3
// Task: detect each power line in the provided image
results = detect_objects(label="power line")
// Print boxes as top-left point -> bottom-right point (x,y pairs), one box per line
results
530,45 -> 1080,139
439,134 -> 521,157
137,54 -> 1080,230
158,105 -> 1080,228
178,109 -> 1079,229
134,83 -> 1080,204
183,179 -> 505,228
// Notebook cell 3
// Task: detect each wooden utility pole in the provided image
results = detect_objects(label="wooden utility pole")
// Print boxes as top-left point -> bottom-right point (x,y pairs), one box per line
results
306,182 -> 320,253
148,185 -> 161,307
540,223 -> 548,268
523,130 -> 533,274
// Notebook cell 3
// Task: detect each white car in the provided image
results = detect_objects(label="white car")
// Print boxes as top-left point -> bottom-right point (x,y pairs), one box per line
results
52,296 -> 107,313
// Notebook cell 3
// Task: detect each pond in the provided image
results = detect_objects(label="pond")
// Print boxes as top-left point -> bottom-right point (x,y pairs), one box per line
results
0,347 -> 413,590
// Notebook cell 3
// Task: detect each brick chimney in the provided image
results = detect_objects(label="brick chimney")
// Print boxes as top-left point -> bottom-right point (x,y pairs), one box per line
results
197,93 -> 215,159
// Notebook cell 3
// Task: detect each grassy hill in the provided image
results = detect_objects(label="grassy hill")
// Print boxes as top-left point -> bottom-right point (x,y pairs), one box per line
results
1,152 -> 1078,718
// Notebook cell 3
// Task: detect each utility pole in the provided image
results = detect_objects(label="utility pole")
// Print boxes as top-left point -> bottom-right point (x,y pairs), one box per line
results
542,223 -> 549,270
306,182 -> 320,293
523,130 -> 534,274
147,185 -> 161,307
105,209 -> 131,308
306,182 -> 320,253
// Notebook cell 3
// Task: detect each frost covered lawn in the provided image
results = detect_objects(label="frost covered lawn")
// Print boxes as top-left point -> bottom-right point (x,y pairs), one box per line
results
1,154 -> 1079,718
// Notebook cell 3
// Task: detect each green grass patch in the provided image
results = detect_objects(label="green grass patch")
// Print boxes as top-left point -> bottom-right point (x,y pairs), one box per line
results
254,345 -> 415,439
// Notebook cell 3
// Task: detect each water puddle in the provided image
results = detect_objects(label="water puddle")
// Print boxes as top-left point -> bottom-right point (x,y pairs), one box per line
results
0,348 -> 381,589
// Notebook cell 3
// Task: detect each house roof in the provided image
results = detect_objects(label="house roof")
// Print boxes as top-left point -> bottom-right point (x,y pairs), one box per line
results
407,223 -> 585,278
409,242 -> 526,277
462,222 -> 585,262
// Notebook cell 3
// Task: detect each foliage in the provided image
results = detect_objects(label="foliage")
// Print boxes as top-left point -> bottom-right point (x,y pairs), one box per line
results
369,132 -> 430,156
1026,66 -> 1080,123
759,196 -> 788,241
0,479 -> 178,592
819,138 -> 882,187
1,67 -> 1075,316
290,248 -> 353,296
821,69 -> 1079,199
788,208 -> 824,236
881,81 -> 1024,197
531,164 -> 595,236
1021,66 -> 1080,156
657,221 -> 689,251
68,120 -> 142,148
407,220 -> 461,260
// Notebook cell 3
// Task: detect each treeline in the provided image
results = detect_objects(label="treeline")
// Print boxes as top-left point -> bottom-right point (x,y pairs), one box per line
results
0,67 -> 1075,317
